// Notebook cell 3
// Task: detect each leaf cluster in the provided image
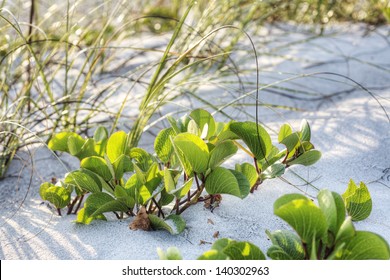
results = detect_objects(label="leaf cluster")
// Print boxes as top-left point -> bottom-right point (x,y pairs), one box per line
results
172,180 -> 389,260
40,108 -> 320,235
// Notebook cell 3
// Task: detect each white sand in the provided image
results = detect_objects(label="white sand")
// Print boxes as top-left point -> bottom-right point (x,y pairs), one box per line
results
1,24 -> 389,259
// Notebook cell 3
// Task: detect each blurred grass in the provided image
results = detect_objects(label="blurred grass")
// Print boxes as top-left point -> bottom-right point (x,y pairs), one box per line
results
0,0 -> 389,178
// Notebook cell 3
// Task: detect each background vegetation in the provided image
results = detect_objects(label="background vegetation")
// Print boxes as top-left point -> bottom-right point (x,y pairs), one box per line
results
1,0 -> 389,178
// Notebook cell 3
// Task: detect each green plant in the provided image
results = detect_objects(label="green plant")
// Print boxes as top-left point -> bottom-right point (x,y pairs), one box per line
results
179,181 -> 389,260
39,108 -> 320,234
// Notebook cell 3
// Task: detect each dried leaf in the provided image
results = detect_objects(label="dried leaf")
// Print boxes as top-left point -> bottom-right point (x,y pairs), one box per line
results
213,231 -> 220,239
207,218 -> 215,225
199,240 -> 212,245
129,206 -> 151,231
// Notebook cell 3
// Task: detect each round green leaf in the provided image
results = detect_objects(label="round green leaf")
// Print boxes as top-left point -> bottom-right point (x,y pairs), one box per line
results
300,119 -> 311,142
154,127 -> 175,164
64,170 -> 101,193
48,132 -> 81,153
205,167 -> 250,199
278,123 -> 293,143
274,194 -> 328,243
67,135 -> 86,156
81,156 -> 112,181
208,140 -> 238,170
342,180 -> 372,221
230,121 -> 272,160
235,163 -> 258,188
338,231 -> 390,260
189,108 -> 216,139
107,131 -> 128,163
288,150 -> 321,166
43,185 -> 71,209
280,132 -> 300,152
93,126 -> 108,143
266,230 -> 305,260
148,214 -> 186,235
173,133 -> 209,174
261,163 -> 286,180
197,250 -> 229,260
223,241 -> 266,260
317,189 -> 346,236
157,247 -> 183,260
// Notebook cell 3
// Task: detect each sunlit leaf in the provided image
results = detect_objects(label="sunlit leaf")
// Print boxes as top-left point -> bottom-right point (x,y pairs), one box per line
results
48,132 -> 81,153
157,247 -> 183,260
64,170 -> 101,193
261,163 -> 285,180
230,121 -> 272,160
154,127 -> 176,163
274,194 -> 328,243
300,119 -> 311,142
278,123 -> 292,142
205,167 -> 250,199
280,132 -> 300,152
39,182 -> 70,209
208,140 -> 237,170
266,230 -> 305,260
337,231 -> 390,260
169,178 -> 193,199
189,108 -> 216,139
149,214 -> 186,235
342,179 -> 372,221
288,150 -> 321,166
317,189 -> 346,236
235,163 -> 258,188
81,156 -> 112,181
107,131 -> 128,163
173,133 -> 209,174
223,241 -> 265,260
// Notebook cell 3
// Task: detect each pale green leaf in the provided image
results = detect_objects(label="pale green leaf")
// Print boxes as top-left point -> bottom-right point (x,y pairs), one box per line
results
278,123 -> 293,142
317,189 -> 346,236
67,135 -> 87,156
288,150 -> 321,166
130,147 -> 153,172
41,184 -> 71,209
107,131 -> 128,163
64,170 -> 101,193
274,194 -> 328,243
335,216 -> 355,244
280,132 -> 300,152
230,121 -> 272,160
342,180 -> 372,221
48,132 -> 81,153
205,167 -> 250,199
261,163 -> 285,180
189,108 -> 216,139
81,156 -> 112,181
300,119 -> 311,142
157,247 -> 183,260
266,230 -> 305,260
235,163 -> 258,188
223,241 -> 266,260
173,133 -> 209,174
338,231 -> 390,260
169,178 -> 193,199
208,140 -> 238,170
154,128 -> 175,163
149,214 -> 186,235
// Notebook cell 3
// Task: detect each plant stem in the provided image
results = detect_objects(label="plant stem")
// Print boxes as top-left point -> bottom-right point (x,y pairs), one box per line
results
57,208 -> 62,216
67,195 -> 79,215
73,194 -> 84,214
152,198 -> 165,219
194,172 -> 201,191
